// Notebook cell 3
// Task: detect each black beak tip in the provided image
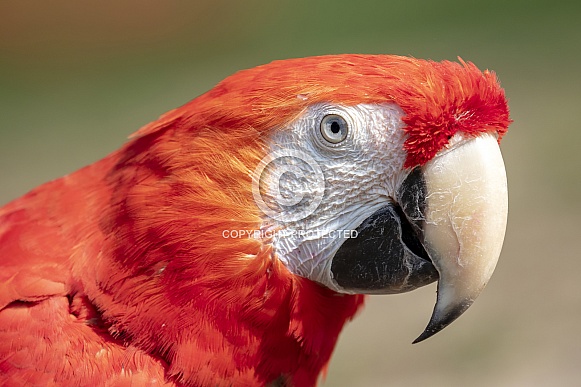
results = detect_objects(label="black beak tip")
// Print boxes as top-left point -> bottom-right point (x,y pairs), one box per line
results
412,319 -> 449,344
412,328 -> 438,344
412,298 -> 473,344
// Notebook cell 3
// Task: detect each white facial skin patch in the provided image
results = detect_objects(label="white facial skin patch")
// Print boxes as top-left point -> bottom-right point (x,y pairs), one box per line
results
255,102 -> 410,291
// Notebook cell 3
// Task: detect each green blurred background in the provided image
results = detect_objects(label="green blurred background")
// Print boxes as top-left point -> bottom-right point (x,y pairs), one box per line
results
1,1 -> 580,385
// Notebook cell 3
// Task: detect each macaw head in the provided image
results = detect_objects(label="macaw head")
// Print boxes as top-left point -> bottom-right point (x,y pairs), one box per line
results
125,54 -> 510,343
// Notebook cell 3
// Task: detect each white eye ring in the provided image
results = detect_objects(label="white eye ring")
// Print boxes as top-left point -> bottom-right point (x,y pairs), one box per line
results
320,114 -> 349,144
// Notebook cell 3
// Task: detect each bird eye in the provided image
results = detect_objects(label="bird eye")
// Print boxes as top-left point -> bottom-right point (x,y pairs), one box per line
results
320,114 -> 349,144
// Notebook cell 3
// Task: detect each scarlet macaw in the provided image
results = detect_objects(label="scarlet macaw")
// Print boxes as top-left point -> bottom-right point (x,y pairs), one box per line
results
0,55 -> 510,386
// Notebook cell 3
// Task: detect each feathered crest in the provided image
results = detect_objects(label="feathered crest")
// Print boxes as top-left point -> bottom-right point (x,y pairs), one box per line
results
134,54 -> 510,167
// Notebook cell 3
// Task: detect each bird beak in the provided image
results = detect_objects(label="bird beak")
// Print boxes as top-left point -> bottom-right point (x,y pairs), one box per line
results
413,132 -> 508,343
330,131 -> 507,342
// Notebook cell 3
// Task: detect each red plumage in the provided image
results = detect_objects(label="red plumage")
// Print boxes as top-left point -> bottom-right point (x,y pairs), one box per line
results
0,55 -> 509,386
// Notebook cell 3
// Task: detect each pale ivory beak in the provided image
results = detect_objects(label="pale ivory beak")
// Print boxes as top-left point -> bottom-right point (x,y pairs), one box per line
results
414,132 -> 508,343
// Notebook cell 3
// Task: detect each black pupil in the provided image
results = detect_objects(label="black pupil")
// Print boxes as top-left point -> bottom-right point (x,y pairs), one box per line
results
330,121 -> 341,134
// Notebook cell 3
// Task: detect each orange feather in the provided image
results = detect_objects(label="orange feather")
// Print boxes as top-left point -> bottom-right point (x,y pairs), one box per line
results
0,55 -> 509,386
